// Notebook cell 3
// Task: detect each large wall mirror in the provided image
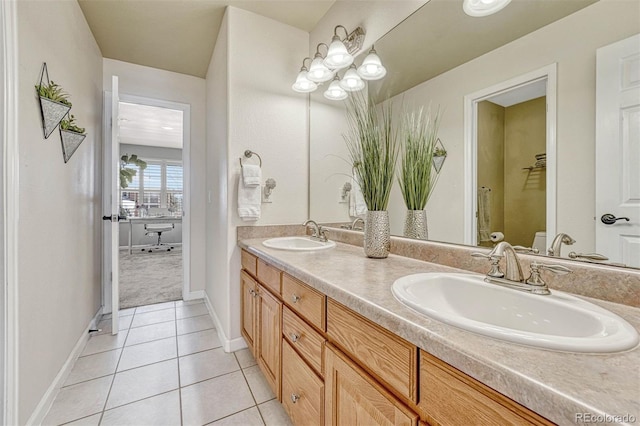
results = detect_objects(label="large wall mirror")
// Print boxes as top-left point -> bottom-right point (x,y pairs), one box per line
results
309,0 -> 640,269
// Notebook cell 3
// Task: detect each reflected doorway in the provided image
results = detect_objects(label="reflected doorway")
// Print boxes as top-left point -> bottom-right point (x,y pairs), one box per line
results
118,102 -> 185,309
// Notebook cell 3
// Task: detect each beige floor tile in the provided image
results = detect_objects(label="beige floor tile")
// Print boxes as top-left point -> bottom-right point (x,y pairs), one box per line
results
64,349 -> 121,387
175,299 -> 204,307
103,308 -> 135,320
81,330 -> 128,357
117,337 -> 177,372
106,359 -> 179,409
243,365 -> 275,404
177,314 -> 214,335
135,301 -> 176,314
176,303 -> 208,319
234,348 -> 257,369
42,376 -> 112,425
181,371 -> 255,426
61,413 -> 102,425
258,399 -> 293,426
177,328 -> 221,356
95,316 -> 132,335
126,321 -> 176,347
210,406 -> 265,426
179,348 -> 240,386
101,390 -> 181,426
131,309 -> 175,328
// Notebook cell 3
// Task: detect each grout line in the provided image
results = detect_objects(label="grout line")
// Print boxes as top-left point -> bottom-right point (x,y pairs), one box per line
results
201,406 -> 264,426
102,386 -> 181,413
98,325 -> 131,425
175,306 -> 184,426
177,364 -> 242,389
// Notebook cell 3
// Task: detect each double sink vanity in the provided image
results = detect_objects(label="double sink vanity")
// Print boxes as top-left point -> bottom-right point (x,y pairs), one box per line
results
238,230 -> 640,425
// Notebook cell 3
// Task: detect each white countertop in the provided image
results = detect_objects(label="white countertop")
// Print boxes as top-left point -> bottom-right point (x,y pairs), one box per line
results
239,238 -> 640,426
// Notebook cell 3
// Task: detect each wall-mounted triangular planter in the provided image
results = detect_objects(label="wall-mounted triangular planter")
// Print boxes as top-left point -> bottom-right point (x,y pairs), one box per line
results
39,97 -> 71,139
432,138 -> 447,174
60,129 -> 86,163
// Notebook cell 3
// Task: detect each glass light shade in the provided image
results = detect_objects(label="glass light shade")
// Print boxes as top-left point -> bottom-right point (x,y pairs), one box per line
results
463,0 -> 512,17
357,50 -> 387,80
308,56 -> 334,83
292,70 -> 317,93
324,79 -> 348,101
324,36 -> 354,70
339,66 -> 365,92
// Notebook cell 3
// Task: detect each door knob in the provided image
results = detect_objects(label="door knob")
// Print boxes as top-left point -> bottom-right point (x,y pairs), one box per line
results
601,214 -> 630,225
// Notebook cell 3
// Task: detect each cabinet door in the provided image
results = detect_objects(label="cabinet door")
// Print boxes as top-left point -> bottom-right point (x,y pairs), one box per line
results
325,344 -> 418,426
258,285 -> 282,400
240,271 -> 257,354
282,340 -> 324,426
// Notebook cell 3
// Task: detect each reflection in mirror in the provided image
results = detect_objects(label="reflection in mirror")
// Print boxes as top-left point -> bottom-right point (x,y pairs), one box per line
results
309,0 -> 640,269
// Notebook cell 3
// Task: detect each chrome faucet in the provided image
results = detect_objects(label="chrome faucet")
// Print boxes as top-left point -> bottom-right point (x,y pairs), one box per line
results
303,220 -> 328,242
472,241 -> 571,295
351,217 -> 365,231
547,233 -> 575,257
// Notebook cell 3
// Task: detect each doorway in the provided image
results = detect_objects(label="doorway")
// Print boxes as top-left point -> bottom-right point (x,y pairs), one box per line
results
464,64 -> 557,248
118,102 -> 185,308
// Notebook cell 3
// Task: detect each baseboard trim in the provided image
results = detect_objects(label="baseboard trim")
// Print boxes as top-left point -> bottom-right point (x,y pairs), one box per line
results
184,290 -> 204,301
203,292 -> 247,353
26,307 -> 103,426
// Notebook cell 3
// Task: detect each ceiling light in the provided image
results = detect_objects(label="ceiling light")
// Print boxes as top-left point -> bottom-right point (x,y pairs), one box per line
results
292,58 -> 318,93
463,0 -> 512,17
324,76 -> 348,101
308,43 -> 334,83
357,46 -> 387,81
324,25 -> 354,70
339,65 -> 365,92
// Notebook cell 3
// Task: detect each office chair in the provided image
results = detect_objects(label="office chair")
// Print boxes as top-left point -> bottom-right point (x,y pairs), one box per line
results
142,208 -> 175,253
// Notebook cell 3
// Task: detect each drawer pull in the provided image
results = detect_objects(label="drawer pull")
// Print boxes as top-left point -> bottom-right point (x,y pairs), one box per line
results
291,393 -> 300,404
289,333 -> 300,343
249,289 -> 255,296
291,294 -> 301,303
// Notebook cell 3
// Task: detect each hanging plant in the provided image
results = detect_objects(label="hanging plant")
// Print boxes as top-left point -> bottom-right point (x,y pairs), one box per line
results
35,80 -> 72,107
60,114 -> 85,134
120,154 -> 147,189
59,114 -> 87,163
36,63 -> 73,139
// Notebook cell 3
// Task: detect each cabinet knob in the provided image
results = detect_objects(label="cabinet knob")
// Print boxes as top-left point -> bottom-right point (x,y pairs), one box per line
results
291,393 -> 300,404
291,294 -> 301,303
289,333 -> 300,343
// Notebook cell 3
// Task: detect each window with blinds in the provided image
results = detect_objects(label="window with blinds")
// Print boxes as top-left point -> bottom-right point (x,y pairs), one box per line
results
120,159 -> 183,215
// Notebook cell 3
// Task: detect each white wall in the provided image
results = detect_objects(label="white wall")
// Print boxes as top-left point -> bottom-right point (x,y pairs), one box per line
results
310,0 -> 640,255
16,0 -> 103,422
206,6 -> 309,349
103,59 -> 206,293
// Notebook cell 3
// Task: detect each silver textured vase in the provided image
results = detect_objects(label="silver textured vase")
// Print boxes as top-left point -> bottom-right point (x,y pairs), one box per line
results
404,210 -> 428,240
364,211 -> 390,258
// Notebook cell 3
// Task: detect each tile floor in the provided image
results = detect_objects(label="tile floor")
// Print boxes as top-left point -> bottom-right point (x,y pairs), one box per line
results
43,300 -> 293,426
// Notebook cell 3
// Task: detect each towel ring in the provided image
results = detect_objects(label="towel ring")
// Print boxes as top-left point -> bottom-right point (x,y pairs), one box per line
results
239,150 -> 262,168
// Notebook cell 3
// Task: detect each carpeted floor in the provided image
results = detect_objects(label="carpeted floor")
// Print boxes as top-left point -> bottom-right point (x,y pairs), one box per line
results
119,246 -> 183,309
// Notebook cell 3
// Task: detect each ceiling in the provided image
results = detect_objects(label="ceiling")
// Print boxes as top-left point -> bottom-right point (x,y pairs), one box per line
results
78,0 -> 335,78
119,102 -> 184,149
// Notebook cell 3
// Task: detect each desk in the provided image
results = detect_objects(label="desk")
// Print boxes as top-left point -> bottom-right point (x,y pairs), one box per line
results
127,216 -> 182,254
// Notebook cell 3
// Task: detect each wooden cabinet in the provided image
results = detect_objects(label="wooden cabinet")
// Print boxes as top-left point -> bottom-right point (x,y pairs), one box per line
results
283,306 -> 325,376
419,351 -> 553,426
257,286 -> 282,400
257,258 -> 282,294
241,250 -> 258,277
240,271 -> 258,354
282,273 -> 326,331
325,343 -> 419,426
282,340 -> 325,426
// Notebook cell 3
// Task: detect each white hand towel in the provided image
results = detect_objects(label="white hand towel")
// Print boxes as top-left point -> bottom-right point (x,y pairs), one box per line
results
242,164 -> 261,187
477,187 -> 491,242
238,174 -> 261,221
349,178 -> 367,218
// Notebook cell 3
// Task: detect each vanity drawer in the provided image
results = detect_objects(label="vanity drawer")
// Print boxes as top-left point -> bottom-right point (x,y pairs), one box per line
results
282,273 -> 326,331
283,306 -> 325,376
241,250 -> 257,277
419,351 -> 553,426
257,258 -> 281,295
326,299 -> 418,403
282,340 -> 324,426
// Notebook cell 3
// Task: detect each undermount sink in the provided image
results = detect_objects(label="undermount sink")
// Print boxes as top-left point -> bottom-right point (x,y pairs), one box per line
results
262,236 -> 336,251
392,273 -> 639,353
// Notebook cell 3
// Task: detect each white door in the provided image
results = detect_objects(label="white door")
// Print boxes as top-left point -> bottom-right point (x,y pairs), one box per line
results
596,34 -> 640,268
102,76 -> 121,333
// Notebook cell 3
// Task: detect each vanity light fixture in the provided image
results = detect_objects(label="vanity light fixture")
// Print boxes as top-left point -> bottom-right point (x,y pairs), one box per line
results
324,25 -> 355,70
339,64 -> 365,92
308,43 -> 334,83
324,75 -> 348,101
463,0 -> 512,17
292,57 -> 318,93
356,45 -> 387,80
